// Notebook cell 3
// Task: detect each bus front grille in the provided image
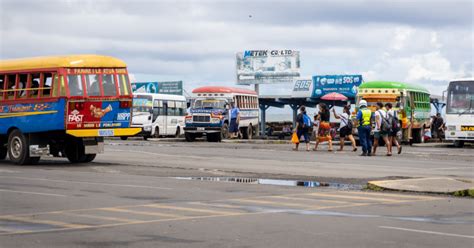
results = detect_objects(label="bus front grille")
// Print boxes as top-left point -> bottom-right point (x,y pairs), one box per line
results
193,115 -> 210,123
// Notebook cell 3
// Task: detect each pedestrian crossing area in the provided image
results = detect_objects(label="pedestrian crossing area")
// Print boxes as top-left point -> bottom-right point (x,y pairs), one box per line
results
0,191 -> 440,236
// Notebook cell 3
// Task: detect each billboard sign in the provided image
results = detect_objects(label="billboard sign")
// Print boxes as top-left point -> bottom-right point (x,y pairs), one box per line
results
132,81 -> 183,95
312,75 -> 363,98
291,78 -> 313,98
236,50 -> 300,85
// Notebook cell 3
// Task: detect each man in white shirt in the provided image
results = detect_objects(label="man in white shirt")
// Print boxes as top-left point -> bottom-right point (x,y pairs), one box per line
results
373,102 -> 390,156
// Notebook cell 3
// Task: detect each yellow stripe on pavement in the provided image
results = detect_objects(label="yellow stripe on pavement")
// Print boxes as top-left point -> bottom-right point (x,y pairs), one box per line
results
268,195 -> 351,204
0,216 -> 90,229
231,198 -> 314,208
62,213 -> 140,223
144,204 -> 238,215
308,192 -> 405,203
100,208 -> 183,218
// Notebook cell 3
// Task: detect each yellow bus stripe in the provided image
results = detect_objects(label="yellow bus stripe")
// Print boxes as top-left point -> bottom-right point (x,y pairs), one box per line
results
0,111 -> 58,118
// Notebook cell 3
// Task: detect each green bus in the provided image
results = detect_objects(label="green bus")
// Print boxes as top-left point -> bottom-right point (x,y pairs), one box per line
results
356,81 -> 431,143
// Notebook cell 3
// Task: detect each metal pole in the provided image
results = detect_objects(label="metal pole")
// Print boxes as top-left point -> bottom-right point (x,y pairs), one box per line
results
260,105 -> 266,137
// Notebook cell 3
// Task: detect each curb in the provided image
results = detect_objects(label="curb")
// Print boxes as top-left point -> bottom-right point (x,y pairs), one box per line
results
367,178 -> 474,197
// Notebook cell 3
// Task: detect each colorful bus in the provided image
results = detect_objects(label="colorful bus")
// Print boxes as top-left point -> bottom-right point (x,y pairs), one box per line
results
356,81 -> 431,143
445,78 -> 474,147
129,92 -> 186,140
184,86 -> 259,142
0,55 -> 141,164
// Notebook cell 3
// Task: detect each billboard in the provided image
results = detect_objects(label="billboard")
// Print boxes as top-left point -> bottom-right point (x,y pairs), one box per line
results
291,78 -> 313,98
312,75 -> 363,98
132,81 -> 183,95
236,50 -> 300,85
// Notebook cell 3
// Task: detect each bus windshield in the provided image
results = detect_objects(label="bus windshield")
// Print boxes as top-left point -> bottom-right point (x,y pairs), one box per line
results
447,81 -> 474,114
193,98 -> 227,109
133,95 -> 153,113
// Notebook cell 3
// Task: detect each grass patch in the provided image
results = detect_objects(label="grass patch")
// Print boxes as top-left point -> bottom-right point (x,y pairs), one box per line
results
452,189 -> 474,198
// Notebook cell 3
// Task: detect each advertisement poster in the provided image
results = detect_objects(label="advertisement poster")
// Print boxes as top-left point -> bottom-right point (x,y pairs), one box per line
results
312,75 -> 363,98
236,50 -> 300,85
132,81 -> 183,95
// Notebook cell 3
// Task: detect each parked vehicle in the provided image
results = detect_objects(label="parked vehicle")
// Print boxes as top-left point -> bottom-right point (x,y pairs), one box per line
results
127,93 -> 186,140
0,55 -> 140,164
184,86 -> 259,142
444,78 -> 474,147
356,81 -> 431,143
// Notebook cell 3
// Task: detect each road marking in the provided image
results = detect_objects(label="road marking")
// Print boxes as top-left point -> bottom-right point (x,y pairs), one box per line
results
231,198 -> 317,208
0,216 -> 90,229
379,226 -> 474,239
0,176 -> 172,190
188,202 -> 247,209
342,191 -> 441,200
0,226 -> 17,233
0,189 -> 67,197
307,192 -> 405,203
431,167 -> 473,170
100,208 -> 183,218
144,204 -> 238,215
62,213 -> 140,223
268,195 -> 351,204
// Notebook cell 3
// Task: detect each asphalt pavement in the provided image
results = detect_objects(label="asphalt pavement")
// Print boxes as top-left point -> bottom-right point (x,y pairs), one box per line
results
0,139 -> 472,248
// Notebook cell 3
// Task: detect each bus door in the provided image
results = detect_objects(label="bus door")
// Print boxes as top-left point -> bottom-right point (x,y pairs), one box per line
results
162,100 -> 169,135
167,101 -> 179,134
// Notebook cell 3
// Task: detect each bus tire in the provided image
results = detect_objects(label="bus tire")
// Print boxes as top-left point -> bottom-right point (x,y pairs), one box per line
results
185,132 -> 196,142
453,140 -> 464,148
221,123 -> 229,140
247,124 -> 254,139
82,154 -> 97,163
153,127 -> 160,138
8,129 -> 38,165
66,139 -> 86,163
412,128 -> 423,144
175,127 -> 181,138
207,133 -> 221,142
120,136 -> 128,141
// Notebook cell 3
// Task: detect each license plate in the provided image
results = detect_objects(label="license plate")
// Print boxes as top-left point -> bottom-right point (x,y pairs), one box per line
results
197,127 -> 205,131
98,129 -> 114,136
461,126 -> 474,131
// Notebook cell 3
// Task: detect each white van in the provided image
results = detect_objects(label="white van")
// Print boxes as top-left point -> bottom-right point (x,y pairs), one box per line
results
127,93 -> 186,140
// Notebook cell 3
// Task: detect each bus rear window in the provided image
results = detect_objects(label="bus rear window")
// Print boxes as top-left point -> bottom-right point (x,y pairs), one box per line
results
117,74 -> 131,96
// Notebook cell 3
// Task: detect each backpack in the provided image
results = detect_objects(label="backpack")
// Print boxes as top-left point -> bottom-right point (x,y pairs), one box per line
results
389,110 -> 400,130
379,110 -> 392,132
341,114 -> 353,130
303,114 -> 312,128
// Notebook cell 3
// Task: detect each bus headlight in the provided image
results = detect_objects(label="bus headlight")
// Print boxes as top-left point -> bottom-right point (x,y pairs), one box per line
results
143,126 -> 152,131
185,116 -> 192,123
447,125 -> 456,131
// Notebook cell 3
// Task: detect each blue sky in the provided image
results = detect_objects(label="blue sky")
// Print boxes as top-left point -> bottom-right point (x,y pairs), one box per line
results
1,0 -> 472,100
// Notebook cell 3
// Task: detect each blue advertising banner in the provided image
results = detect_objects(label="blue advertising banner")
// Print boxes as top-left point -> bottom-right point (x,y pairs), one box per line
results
312,75 -> 362,98
132,81 -> 183,95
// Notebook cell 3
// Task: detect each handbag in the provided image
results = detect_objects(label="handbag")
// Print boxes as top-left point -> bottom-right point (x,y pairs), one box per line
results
291,132 -> 299,144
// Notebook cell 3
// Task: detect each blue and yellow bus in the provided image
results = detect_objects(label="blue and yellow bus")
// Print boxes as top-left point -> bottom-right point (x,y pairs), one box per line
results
0,55 -> 141,164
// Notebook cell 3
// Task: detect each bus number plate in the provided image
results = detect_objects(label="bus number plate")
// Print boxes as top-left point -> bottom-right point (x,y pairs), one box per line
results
461,126 -> 474,131
99,129 -> 114,136
197,127 -> 205,131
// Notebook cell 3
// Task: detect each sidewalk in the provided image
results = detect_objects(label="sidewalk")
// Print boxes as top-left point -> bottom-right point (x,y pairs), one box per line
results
368,177 -> 474,196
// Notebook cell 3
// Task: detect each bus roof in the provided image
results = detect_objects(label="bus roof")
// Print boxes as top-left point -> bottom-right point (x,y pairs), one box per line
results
450,78 -> 474,82
359,81 -> 429,93
192,86 -> 257,95
0,55 -> 127,72
133,92 -> 186,101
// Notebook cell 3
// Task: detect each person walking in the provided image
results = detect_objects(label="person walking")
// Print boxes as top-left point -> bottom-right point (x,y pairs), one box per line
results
385,103 -> 402,154
434,113 -> 444,142
313,103 -> 333,152
293,106 -> 311,151
372,102 -> 390,156
229,102 -> 240,139
333,106 -> 357,152
356,100 -> 373,156
312,113 -> 320,142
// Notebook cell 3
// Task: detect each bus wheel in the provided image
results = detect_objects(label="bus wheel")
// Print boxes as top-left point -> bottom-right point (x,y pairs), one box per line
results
207,133 -> 221,142
221,123 -> 229,140
153,127 -> 160,138
247,124 -> 254,140
8,130 -> 39,165
454,140 -> 464,148
185,132 -> 196,142
120,136 -> 128,141
65,139 -> 86,163
82,154 -> 96,163
412,129 -> 423,144
175,127 -> 181,138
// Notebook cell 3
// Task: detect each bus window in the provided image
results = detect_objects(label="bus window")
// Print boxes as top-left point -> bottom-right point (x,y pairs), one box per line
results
177,101 -> 186,116
18,74 -> 28,99
29,74 -> 40,98
0,74 -> 4,100
59,75 -> 67,96
42,73 -> 53,98
7,74 -> 16,99
102,74 -> 117,96
68,74 -> 83,97
117,74 -> 131,96
85,74 -> 101,96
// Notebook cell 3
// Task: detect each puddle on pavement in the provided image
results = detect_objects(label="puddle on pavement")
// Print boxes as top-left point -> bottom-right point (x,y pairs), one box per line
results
173,177 -> 363,190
